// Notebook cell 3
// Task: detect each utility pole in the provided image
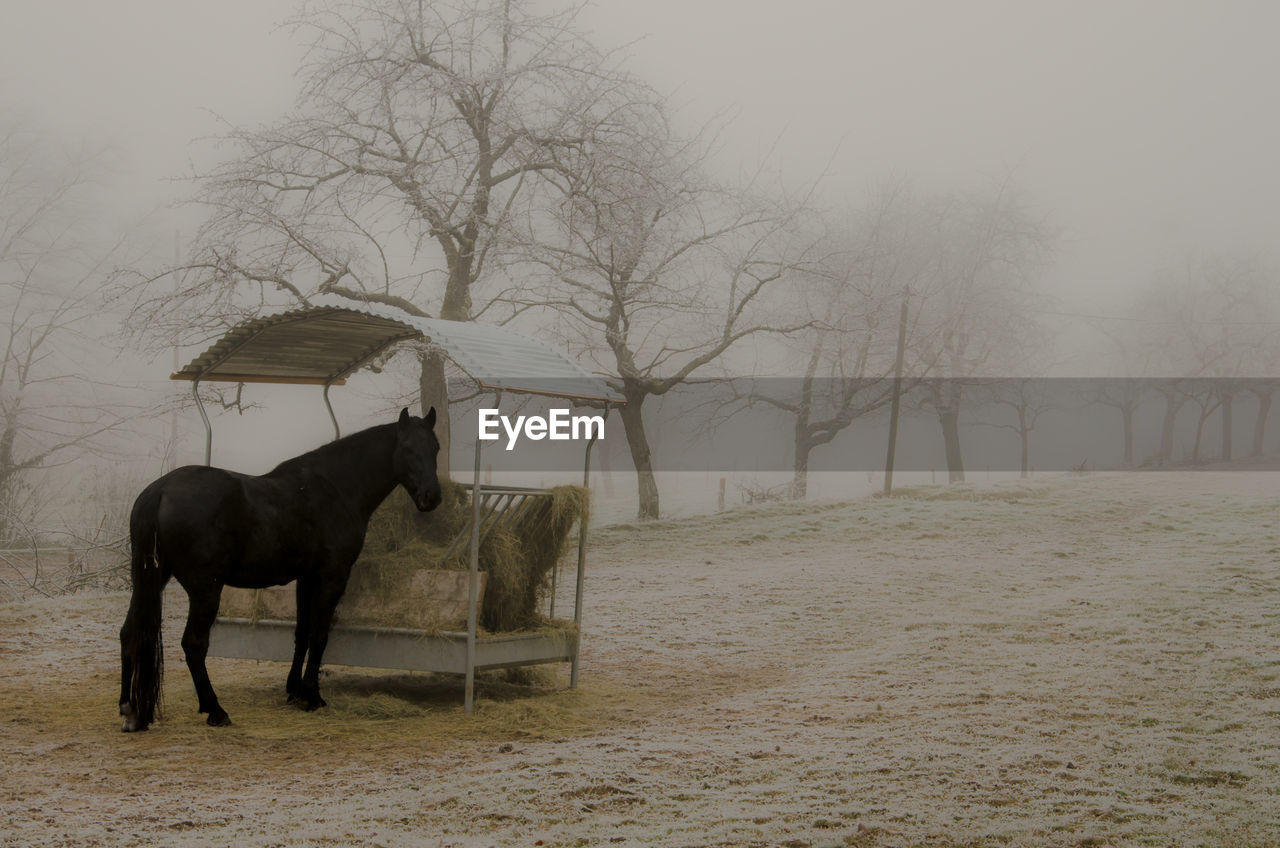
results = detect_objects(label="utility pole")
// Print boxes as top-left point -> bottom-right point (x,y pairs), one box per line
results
883,289 -> 910,495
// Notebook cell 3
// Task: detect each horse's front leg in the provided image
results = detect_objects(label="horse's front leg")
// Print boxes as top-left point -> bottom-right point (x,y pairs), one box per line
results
296,578 -> 345,712
285,578 -> 312,703
181,584 -> 231,727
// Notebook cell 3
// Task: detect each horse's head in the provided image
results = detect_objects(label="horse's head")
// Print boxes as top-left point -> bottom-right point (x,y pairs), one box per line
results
393,407 -> 443,512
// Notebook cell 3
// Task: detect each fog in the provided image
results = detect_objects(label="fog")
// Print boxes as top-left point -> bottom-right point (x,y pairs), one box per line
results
7,1 -> 1278,299
2,0 -> 1278,528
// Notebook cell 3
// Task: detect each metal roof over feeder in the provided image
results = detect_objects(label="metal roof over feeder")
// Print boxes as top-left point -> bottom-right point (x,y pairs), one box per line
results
172,298 -> 622,403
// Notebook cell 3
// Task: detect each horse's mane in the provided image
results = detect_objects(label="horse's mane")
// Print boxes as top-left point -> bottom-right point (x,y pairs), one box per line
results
267,421 -> 396,477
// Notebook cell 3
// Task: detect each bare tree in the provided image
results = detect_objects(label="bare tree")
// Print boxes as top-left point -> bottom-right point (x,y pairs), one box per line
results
716,185 -> 935,498
124,0 -> 638,475
1134,255 -> 1277,464
1086,316 -> 1157,468
1218,262 -> 1280,459
513,104 -> 818,518
1186,380 -> 1222,464
0,119 -> 131,540
975,378 -> 1057,477
1092,379 -> 1149,468
912,181 -> 1053,482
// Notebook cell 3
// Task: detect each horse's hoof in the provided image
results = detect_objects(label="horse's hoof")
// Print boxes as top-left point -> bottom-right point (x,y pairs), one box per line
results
301,696 -> 327,712
206,711 -> 232,727
120,704 -> 145,732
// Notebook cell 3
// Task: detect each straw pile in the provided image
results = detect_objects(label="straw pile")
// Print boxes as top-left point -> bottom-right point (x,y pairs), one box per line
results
221,481 -> 589,633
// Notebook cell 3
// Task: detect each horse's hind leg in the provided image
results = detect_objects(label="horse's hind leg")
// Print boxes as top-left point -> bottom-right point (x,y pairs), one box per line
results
118,638 -> 133,716
118,614 -> 137,727
181,586 -> 231,727
285,578 -> 312,703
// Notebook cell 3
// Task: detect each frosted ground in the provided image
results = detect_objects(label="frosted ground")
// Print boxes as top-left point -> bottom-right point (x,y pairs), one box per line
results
2,470 -> 1279,846
497,470 -> 958,526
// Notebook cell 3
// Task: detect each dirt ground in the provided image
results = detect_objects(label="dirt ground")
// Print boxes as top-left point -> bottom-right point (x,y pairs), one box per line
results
2,471 -> 1279,847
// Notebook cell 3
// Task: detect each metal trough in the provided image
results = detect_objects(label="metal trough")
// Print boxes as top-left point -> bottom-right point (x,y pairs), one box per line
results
210,619 -> 579,674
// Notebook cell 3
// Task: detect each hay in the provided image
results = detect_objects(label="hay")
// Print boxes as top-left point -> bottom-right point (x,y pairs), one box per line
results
478,484 -> 590,632
221,480 -> 590,633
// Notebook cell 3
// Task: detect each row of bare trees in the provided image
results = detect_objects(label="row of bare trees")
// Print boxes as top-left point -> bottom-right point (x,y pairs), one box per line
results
714,179 -> 1053,498
93,0 -> 1277,520
113,0 -> 1067,519
1090,255 -> 1280,467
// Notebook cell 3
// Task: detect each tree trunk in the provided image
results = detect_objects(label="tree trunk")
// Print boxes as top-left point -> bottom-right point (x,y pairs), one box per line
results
0,421 -> 18,540
425,247 -> 475,483
440,249 -> 473,323
0,472 -> 13,541
1159,391 -> 1183,463
792,432 -> 812,499
418,350 -> 452,481
1192,405 -> 1213,464
938,403 -> 965,483
1121,404 -> 1135,468
618,386 -> 660,520
791,400 -> 813,499
1018,405 -> 1030,478
1220,388 -> 1233,462
1252,389 -> 1273,457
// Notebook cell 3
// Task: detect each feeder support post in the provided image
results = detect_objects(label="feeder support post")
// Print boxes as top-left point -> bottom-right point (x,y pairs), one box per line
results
193,378 -> 212,466
570,405 -> 603,688
464,394 -> 493,716
323,380 -> 341,440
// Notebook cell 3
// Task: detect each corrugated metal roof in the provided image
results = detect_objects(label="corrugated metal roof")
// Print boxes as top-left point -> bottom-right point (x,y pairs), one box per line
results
172,300 -> 622,403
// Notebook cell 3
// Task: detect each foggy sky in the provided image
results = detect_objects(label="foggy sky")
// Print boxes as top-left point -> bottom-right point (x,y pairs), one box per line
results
3,0 -> 1279,491
5,0 -> 1277,311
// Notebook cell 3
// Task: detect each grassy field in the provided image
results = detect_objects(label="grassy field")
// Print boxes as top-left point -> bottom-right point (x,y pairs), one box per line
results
2,471 -> 1278,846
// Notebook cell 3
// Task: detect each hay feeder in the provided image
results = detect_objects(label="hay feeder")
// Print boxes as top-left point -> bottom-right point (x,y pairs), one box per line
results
171,300 -> 622,714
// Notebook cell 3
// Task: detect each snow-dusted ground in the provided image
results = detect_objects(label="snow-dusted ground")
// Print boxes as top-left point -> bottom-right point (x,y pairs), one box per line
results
2,471 -> 1279,847
493,469 -> 975,526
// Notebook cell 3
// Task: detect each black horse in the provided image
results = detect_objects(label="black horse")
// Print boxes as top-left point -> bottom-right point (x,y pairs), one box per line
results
118,407 -> 442,732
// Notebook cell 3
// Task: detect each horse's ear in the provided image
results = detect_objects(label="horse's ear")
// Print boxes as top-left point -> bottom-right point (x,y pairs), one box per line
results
399,407 -> 412,429
425,406 -> 436,428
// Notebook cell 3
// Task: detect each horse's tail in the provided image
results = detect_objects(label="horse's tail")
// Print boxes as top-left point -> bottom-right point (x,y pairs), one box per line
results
120,483 -> 167,732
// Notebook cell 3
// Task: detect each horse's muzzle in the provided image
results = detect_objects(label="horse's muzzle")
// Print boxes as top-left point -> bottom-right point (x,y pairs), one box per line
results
415,490 -> 442,512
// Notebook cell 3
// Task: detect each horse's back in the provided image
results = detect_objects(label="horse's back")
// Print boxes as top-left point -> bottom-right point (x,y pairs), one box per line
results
133,465 -> 334,587
131,466 -> 252,564
136,465 -> 249,523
